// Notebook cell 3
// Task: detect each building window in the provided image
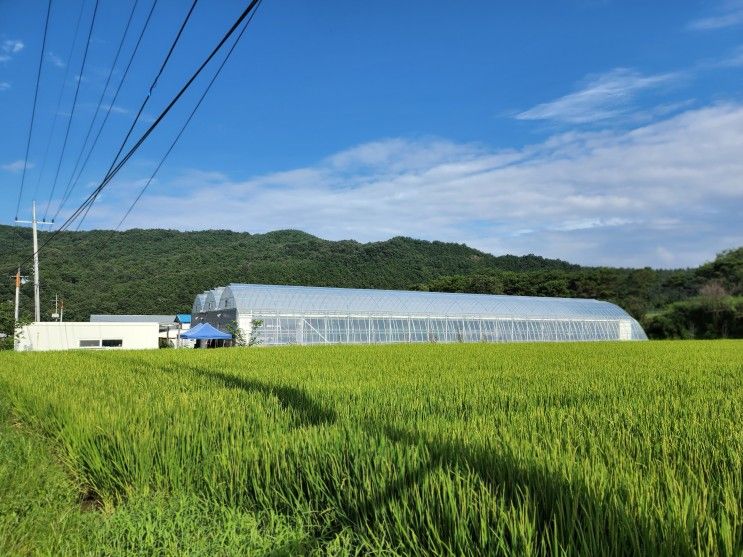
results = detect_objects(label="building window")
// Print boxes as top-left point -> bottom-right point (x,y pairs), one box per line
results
79,339 -> 100,348
102,339 -> 123,348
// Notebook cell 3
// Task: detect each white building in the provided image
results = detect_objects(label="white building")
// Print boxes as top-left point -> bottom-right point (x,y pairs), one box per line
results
90,314 -> 192,346
17,321 -> 159,351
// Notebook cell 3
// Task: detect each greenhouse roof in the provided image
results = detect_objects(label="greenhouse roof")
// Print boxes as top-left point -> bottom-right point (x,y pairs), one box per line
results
213,283 -> 636,320
191,293 -> 207,315
204,288 -> 225,312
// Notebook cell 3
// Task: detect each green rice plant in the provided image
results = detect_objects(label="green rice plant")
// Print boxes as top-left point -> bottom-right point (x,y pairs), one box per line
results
0,341 -> 741,555
0,398 -> 318,556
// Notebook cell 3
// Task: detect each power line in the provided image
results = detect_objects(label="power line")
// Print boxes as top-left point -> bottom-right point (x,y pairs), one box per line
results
105,1 -> 262,238
74,0 -> 198,228
14,0 -> 53,220
56,0 -> 141,214
101,0 -> 199,185
42,0 -> 100,221
28,0 -> 262,266
31,0 -> 87,204
52,0 -> 159,222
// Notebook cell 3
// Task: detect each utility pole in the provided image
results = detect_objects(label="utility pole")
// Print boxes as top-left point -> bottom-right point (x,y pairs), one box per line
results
11,269 -> 28,351
51,294 -> 64,322
14,268 -> 21,322
15,201 -> 53,323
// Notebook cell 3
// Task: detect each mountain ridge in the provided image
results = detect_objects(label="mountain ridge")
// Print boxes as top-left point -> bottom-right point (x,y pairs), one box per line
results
1,226 -> 739,338
1,225 -> 576,320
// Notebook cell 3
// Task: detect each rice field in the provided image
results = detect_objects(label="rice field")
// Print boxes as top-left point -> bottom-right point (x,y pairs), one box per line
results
0,340 -> 741,555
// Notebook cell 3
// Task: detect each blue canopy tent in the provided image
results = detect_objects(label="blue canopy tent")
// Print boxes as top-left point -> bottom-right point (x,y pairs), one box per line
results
180,323 -> 205,338
181,323 -> 232,348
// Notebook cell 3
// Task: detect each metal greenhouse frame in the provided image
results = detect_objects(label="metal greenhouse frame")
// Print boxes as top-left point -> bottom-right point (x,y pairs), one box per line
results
191,284 -> 647,345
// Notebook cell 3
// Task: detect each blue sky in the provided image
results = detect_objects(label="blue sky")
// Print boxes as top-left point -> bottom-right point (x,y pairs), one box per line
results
1,0 -> 742,268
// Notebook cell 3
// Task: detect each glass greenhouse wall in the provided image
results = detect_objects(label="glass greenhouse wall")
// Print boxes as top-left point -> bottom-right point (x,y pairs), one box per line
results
191,293 -> 206,315
191,284 -> 648,345
203,288 -> 224,312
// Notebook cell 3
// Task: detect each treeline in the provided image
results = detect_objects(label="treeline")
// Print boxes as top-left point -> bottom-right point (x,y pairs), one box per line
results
0,226 -> 575,322
416,248 -> 743,339
0,225 -> 740,339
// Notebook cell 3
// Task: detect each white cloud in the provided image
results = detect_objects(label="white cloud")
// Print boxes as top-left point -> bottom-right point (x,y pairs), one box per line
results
515,68 -> 680,124
690,11 -> 743,30
47,51 -> 65,68
0,81 -> 10,91
712,45 -> 743,67
0,39 -> 24,62
80,103 -> 743,268
549,217 -> 635,232
688,1 -> 743,30
2,160 -> 34,172
100,103 -> 129,114
2,39 -> 24,53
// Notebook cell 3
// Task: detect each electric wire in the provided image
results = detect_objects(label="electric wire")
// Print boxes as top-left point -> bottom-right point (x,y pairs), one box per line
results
14,0 -> 53,220
31,0 -> 86,204
28,0 -> 262,265
55,0 -> 140,214
73,0 -> 196,227
75,0 -> 257,230
42,0 -> 100,221
52,0 -> 159,222
103,1 -> 261,243
101,0 -> 199,185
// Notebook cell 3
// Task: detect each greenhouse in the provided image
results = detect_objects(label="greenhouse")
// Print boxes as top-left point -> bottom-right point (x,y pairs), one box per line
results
191,283 -> 647,345
203,287 -> 225,312
191,293 -> 207,315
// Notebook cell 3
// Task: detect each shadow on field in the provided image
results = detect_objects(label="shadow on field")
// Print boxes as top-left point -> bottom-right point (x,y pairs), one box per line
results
367,424 -> 677,555
142,358 -> 674,554
181,364 -> 336,428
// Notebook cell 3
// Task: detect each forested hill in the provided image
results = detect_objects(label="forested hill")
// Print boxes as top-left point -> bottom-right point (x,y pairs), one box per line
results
0,226 -> 574,321
415,247 -> 742,339
1,225 -> 740,338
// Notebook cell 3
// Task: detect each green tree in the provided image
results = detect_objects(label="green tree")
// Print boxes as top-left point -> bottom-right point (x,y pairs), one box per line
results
0,301 -> 30,350
225,322 -> 247,347
248,319 -> 264,347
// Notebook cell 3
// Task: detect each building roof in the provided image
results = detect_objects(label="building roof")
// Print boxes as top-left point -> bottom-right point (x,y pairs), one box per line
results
216,283 -> 637,321
176,314 -> 191,324
90,314 -> 176,324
